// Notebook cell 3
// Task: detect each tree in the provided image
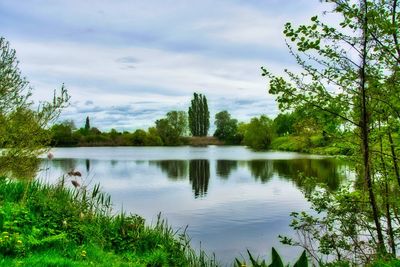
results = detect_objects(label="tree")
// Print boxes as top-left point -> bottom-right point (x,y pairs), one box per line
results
166,111 -> 188,137
50,120 -> 78,146
85,116 -> 91,131
262,0 -> 400,263
273,113 -> 295,136
146,127 -> 163,146
155,111 -> 187,145
0,37 -> 69,160
188,93 -> 209,136
131,129 -> 147,146
243,116 -> 275,150
213,111 -> 239,144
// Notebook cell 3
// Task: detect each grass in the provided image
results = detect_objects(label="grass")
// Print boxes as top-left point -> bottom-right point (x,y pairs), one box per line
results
271,135 -> 354,156
0,176 -> 217,266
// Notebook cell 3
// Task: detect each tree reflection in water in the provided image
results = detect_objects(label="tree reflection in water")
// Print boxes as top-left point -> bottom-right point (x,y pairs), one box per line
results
86,159 -> 90,173
216,160 -> 238,179
150,160 -> 188,180
189,160 -> 210,198
0,156 -> 41,180
38,156 -> 347,199
149,158 -> 345,197
247,160 -> 274,183
272,158 -> 344,191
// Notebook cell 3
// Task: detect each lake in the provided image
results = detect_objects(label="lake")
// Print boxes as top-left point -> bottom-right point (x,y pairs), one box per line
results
37,146 -> 349,265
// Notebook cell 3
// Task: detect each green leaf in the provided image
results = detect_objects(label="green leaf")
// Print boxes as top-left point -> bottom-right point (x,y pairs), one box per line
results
269,247 -> 284,267
247,249 -> 259,266
293,251 -> 308,267
235,258 -> 243,267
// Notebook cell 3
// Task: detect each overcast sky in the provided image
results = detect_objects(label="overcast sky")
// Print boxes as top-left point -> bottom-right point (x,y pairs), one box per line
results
0,0 -> 330,131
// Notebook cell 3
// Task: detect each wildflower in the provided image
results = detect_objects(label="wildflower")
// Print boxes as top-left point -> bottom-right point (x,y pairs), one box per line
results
81,250 -> 87,257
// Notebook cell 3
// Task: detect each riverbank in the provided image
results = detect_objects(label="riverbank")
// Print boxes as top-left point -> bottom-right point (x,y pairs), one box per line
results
270,135 -> 353,156
0,177 -> 217,266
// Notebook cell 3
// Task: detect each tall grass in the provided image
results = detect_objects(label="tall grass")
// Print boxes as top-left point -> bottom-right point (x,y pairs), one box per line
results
0,176 -> 218,266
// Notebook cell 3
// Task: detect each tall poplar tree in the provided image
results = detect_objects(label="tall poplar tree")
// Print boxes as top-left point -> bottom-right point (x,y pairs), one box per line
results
85,116 -> 91,131
188,93 -> 209,136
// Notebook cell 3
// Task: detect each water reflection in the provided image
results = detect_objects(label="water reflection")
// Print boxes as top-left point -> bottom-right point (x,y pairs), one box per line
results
32,148 -> 351,265
150,160 -> 188,180
41,158 -> 345,197
189,160 -> 210,198
273,158 -> 343,191
248,160 -> 274,183
0,157 -> 41,179
86,159 -> 90,173
149,158 -> 344,193
51,158 -> 78,173
216,160 -> 238,179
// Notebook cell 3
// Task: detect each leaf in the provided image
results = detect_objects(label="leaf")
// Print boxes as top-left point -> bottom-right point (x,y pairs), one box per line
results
268,247 -> 284,267
247,249 -> 259,266
293,251 -> 308,267
235,258 -> 243,267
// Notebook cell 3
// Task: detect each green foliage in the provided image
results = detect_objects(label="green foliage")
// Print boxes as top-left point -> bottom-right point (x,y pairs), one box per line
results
273,113 -> 296,136
0,37 -> 69,158
131,129 -> 147,146
155,111 -> 188,145
263,0 -> 400,264
188,92 -> 210,137
50,121 -> 79,147
84,116 -> 90,132
235,247 -> 308,267
213,110 -> 242,144
0,178 -> 218,266
243,115 -> 275,150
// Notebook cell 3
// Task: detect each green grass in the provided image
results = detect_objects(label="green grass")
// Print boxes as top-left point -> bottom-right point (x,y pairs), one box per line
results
0,177 -> 217,266
271,135 -> 353,156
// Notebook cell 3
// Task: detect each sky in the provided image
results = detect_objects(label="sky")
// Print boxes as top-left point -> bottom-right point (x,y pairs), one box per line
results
0,0 -> 330,131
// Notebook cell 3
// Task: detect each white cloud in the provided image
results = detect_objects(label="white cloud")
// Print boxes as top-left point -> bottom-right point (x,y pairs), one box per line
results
1,0 -> 331,130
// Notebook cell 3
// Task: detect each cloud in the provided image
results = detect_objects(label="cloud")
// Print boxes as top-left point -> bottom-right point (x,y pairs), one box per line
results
0,0 -> 330,131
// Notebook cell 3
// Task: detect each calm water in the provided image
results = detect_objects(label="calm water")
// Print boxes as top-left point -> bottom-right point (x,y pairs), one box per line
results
36,146 -> 349,265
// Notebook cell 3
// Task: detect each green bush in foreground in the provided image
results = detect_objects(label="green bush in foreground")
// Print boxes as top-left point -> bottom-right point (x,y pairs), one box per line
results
0,177 -> 217,266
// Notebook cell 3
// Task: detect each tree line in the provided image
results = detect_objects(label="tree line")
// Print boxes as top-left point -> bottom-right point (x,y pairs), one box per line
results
50,99 -> 344,152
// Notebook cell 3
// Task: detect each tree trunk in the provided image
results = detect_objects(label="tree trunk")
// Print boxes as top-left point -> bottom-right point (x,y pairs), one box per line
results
359,0 -> 385,253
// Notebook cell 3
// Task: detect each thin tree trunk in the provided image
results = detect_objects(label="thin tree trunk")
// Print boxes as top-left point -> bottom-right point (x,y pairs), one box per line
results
359,0 -> 385,253
379,121 -> 396,256
388,130 -> 400,187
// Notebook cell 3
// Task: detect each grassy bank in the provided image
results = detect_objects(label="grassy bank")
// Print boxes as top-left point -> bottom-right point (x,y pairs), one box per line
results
0,177 -> 217,266
270,135 -> 353,156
